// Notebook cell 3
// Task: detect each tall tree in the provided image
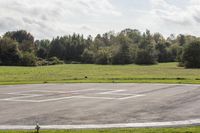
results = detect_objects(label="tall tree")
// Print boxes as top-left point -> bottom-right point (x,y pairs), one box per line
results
0,38 -> 22,65
181,41 -> 200,68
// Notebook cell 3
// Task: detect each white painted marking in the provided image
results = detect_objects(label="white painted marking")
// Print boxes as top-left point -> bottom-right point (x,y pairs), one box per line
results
3,95 -> 42,101
6,88 -> 97,95
7,90 -> 38,95
1,96 -> 76,103
119,95 -> 145,100
2,99 -> 40,103
1,119 -> 200,129
99,90 -> 125,94
67,88 -> 99,93
24,90 -> 67,93
0,89 -> 146,103
2,93 -> 31,96
38,96 -> 75,102
74,95 -> 118,100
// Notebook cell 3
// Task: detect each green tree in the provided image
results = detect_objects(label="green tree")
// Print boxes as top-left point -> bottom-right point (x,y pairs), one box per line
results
95,48 -> 111,65
177,34 -> 186,46
35,39 -> 50,59
4,30 -> 34,43
111,35 -> 132,65
135,30 -> 157,65
21,52 -> 37,66
81,49 -> 94,64
135,48 -> 157,65
0,38 -> 22,66
4,30 -> 35,52
48,37 -> 65,60
181,41 -> 200,68
156,42 -> 173,62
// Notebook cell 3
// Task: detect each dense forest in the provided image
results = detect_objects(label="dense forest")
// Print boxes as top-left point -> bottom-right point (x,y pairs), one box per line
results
0,29 -> 200,68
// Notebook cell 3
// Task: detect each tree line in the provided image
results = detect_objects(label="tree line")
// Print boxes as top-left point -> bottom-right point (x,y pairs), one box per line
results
0,29 -> 200,68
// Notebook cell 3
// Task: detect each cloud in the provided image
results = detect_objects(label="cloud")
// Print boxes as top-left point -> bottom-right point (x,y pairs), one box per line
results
151,0 -> 200,25
150,0 -> 192,25
1,0 -> 200,39
147,0 -> 200,36
0,0 -> 121,39
189,0 -> 200,23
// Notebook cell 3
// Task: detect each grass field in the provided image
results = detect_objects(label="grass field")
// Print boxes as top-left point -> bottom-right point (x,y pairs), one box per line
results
0,62 -> 200,85
1,127 -> 200,133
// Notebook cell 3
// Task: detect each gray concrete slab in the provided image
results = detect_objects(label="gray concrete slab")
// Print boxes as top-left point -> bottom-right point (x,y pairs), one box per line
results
0,83 -> 200,126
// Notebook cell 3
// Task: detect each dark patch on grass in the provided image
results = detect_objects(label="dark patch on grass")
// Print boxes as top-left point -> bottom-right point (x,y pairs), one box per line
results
108,78 -> 187,81
177,77 -> 186,80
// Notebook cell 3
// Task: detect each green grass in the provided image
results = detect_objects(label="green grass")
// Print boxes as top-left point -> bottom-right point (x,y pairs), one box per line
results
1,127 -> 200,133
0,63 -> 200,85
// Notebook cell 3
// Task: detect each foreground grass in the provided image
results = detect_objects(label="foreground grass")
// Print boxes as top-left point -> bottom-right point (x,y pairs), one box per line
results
0,63 -> 200,85
1,127 -> 200,133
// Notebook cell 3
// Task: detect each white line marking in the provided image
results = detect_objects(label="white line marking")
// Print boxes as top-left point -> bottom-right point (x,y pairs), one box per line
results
1,119 -> 200,129
1,96 -> 76,103
2,95 -> 42,100
38,96 -> 75,102
99,90 -> 125,94
74,95 -> 118,100
119,95 -> 145,100
0,89 -> 146,102
5,88 -> 97,95
2,99 -> 40,103
7,90 -> 38,95
2,93 -> 31,96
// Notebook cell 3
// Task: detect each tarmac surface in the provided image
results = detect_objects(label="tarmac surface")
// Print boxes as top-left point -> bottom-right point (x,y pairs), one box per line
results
0,83 -> 200,127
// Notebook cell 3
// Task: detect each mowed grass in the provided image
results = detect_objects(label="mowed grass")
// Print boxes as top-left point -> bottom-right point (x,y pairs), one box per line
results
1,127 -> 200,133
0,63 -> 200,85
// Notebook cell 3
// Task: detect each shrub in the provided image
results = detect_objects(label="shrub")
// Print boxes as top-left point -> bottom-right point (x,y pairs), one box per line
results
181,41 -> 200,68
111,44 -> 132,65
95,49 -> 111,65
36,58 -> 49,66
21,52 -> 37,66
47,57 -> 64,65
81,49 -> 94,64
135,49 -> 157,65
0,38 -> 22,66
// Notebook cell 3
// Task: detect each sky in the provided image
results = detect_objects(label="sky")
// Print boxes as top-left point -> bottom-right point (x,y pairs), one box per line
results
0,0 -> 200,39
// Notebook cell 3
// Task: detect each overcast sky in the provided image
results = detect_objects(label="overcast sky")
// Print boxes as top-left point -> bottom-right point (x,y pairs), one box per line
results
0,0 -> 200,39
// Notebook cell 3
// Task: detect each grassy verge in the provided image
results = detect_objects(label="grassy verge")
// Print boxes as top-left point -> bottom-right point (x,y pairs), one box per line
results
0,63 -> 200,85
1,127 -> 200,133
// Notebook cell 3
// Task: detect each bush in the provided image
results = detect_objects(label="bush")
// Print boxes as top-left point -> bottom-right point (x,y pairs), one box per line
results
36,58 -> 49,66
47,57 -> 64,65
21,52 -> 37,66
181,41 -> 200,68
111,44 -> 132,65
70,61 -> 81,64
81,49 -> 94,64
135,49 -> 157,65
36,57 -> 64,66
169,44 -> 182,62
0,38 -> 22,66
156,42 -> 174,62
95,49 -> 111,65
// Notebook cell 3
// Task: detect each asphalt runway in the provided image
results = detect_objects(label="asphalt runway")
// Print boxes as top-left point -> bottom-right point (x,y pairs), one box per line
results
0,83 -> 200,129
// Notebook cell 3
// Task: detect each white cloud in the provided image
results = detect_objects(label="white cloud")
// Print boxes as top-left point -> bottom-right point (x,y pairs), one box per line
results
150,0 -> 192,25
150,0 -> 200,24
149,0 -> 200,36
1,0 -> 200,39
0,0 -> 121,39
